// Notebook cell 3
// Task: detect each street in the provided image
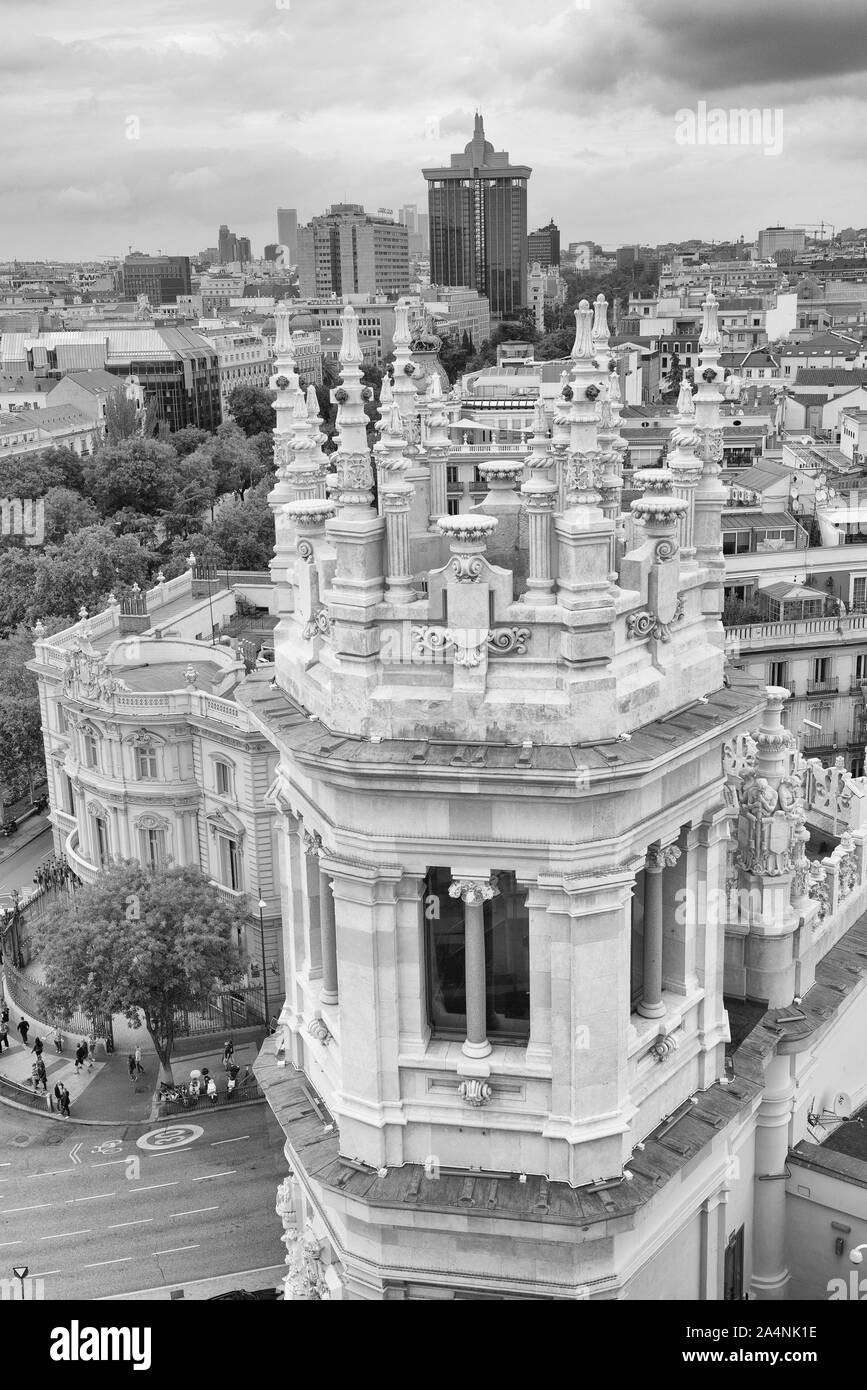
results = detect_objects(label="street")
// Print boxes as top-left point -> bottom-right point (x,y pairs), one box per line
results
0,1099 -> 287,1299
0,821 -> 53,903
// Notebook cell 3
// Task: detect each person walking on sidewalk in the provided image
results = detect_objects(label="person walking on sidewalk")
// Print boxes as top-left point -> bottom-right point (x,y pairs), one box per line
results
83,1038 -> 94,1074
32,1035 -> 43,1059
17,1018 -> 29,1045
0,1019 -> 8,1052
58,1084 -> 71,1117
53,1027 -> 63,1054
222,1038 -> 234,1071
74,1041 -> 85,1075
127,1054 -> 137,1086
1,1004 -> 8,1026
207,1075 -> 218,1103
134,1044 -> 144,1077
35,1058 -> 48,1093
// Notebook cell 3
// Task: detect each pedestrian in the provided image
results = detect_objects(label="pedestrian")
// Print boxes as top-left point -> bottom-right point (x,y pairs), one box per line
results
30,1061 -> 40,1092
53,1027 -> 63,1054
74,1041 -> 85,1074
59,1085 -> 71,1118
127,1054 -> 137,1086
1,1004 -> 9,1026
222,1038 -> 234,1071
32,1035 -> 43,1058
134,1044 -> 144,1077
207,1075 -> 218,1103
35,1058 -> 47,1093
17,1018 -> 29,1045
0,1019 -> 8,1052
85,1038 -> 94,1073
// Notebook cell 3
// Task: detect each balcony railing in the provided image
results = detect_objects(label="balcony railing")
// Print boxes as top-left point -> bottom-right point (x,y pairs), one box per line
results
806,677 -> 839,695
725,614 -> 867,647
64,829 -> 99,885
447,443 -> 528,454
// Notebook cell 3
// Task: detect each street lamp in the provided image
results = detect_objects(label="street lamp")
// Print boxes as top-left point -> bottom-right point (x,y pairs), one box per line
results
257,895 -> 271,1032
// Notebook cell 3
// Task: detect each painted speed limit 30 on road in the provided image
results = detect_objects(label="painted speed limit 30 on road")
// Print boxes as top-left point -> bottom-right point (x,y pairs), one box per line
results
136,1124 -> 204,1152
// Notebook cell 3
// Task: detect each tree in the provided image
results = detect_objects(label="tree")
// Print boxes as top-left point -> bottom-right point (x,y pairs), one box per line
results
83,438 -> 180,518
439,332 -> 473,384
210,487 -> 275,569
662,351 -> 683,402
163,450 -> 219,538
42,487 -> 99,545
170,425 -> 211,459
37,862 -> 242,1083
226,384 -> 277,437
207,422 -> 260,496
0,548 -> 40,636
32,526 -> 155,624
0,452 -> 67,498
0,625 -> 47,800
104,390 -> 139,442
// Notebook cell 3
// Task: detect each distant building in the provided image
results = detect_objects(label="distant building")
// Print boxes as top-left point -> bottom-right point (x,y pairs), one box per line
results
218,225 -> 252,266
423,113 -> 531,320
198,327 -> 273,418
121,255 -> 191,307
757,226 -> 806,260
0,403 -> 100,459
296,205 -> 410,298
45,369 -> 125,425
424,287 -> 490,348
277,209 -> 298,263
102,327 -> 222,430
527,219 -> 560,271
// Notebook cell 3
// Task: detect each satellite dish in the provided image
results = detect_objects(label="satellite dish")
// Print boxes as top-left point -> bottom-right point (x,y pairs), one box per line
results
833,1092 -> 853,1117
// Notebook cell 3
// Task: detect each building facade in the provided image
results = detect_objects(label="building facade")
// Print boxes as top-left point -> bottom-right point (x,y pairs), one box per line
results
241,292 -> 867,1302
30,569 -> 284,994
423,114 -> 531,321
198,327 -> 273,418
527,219 -> 560,270
296,206 -> 410,299
122,255 -> 192,306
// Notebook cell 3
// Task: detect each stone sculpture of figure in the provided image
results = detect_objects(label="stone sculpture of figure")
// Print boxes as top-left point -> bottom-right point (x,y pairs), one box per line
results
744,776 -> 779,866
777,772 -> 802,817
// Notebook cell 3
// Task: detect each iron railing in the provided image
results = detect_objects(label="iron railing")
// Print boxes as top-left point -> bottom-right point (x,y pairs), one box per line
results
2,962 -> 114,1050
171,984 -> 266,1038
159,1077 -> 265,1115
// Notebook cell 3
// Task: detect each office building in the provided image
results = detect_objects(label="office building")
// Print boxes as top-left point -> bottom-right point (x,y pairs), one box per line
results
121,254 -> 192,306
295,205 -> 410,298
757,227 -> 807,261
423,113 -> 531,320
218,225 -> 252,266
527,219 -> 560,270
277,208 -> 299,262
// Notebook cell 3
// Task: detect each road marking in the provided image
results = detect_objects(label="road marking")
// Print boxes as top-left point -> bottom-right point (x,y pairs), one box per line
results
27,1169 -> 79,1179
210,1136 -> 249,1146
0,1163 -> 10,1167
41,1230 -> 90,1240
153,1245 -> 199,1256
1,1203 -> 53,1214
132,1182 -> 179,1193
68,1192 -> 116,1203
84,1257 -> 133,1269
108,1218 -> 154,1230
136,1124 -> 203,1153
69,1143 -> 83,1164
192,1171 -> 236,1181
168,1206 -> 218,1218
0,1241 -> 23,1248
97,1264 -> 286,1300
32,1270 -> 61,1278
91,1159 -> 128,1169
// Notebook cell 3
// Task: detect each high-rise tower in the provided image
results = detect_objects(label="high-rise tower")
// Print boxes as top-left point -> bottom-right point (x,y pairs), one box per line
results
423,113 -> 531,320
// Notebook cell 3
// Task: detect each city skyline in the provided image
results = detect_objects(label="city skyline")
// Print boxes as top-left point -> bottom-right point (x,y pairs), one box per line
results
3,0 -> 866,260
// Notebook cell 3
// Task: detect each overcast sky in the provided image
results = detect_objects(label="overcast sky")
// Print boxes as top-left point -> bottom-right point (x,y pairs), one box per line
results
4,0 -> 866,261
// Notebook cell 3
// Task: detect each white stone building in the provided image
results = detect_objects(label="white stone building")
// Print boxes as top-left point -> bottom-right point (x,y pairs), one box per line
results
30,569 -> 284,997
248,294 -> 867,1300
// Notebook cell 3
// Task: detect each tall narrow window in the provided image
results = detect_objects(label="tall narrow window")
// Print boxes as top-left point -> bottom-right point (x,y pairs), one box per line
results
215,760 -> 233,797
219,835 -> 243,891
135,746 -> 158,780
95,816 -> 110,869
139,825 -> 165,869
83,732 -> 99,770
769,661 -> 788,688
64,774 -> 76,816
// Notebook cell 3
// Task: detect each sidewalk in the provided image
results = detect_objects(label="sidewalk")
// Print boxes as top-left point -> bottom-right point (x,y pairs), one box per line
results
0,812 -> 50,868
0,997 -> 262,1122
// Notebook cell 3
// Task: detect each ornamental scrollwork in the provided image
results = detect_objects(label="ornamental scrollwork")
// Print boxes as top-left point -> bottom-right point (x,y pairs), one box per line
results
646,844 -> 681,871
412,626 -> 530,666
307,1016 -> 332,1045
302,608 -> 333,641
487,627 -> 530,655
449,878 -> 496,905
297,539 -> 314,564
626,596 -> 684,643
654,538 -> 678,563
458,1079 -> 493,1107
451,555 -> 484,583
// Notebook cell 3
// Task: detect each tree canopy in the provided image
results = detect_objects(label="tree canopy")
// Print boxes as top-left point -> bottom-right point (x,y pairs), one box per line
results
226,384 -> 276,437
0,625 -> 48,799
38,862 -> 242,1082
83,438 -> 180,517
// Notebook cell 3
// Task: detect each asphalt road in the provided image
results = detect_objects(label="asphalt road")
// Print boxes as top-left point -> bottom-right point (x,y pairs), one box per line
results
0,1100 -> 287,1299
0,823 -> 54,901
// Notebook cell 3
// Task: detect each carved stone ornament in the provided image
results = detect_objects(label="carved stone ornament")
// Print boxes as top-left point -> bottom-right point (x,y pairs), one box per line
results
302,608 -> 333,641
302,828 -> 324,857
437,514 -> 498,545
297,539 -> 314,564
654,538 -> 678,563
449,878 -> 496,905
451,554 -> 484,583
649,1030 -> 679,1063
285,499 -> 336,527
307,1016 -> 332,1045
62,641 -> 130,704
626,596 -> 685,643
486,627 -> 530,655
413,626 -> 529,666
808,865 -> 829,921
459,1079 -> 493,1107
646,844 -> 681,872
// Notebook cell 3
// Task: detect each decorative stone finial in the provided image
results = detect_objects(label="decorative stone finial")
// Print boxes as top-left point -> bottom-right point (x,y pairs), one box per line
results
676,378 -> 696,418
184,664 -> 198,687
571,300 -> 594,360
592,293 -> 610,346
339,304 -> 363,366
699,288 -> 722,349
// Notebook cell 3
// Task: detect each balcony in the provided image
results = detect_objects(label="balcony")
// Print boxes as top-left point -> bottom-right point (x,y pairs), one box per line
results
209,880 -> 249,910
64,829 -> 100,885
724,614 -> 867,650
807,677 -> 839,695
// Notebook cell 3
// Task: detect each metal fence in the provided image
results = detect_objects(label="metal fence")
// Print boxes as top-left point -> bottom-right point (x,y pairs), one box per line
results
172,984 -> 266,1038
160,1077 -> 265,1115
2,962 -> 114,1050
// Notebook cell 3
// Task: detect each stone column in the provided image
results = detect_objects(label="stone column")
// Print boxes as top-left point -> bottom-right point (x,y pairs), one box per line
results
318,867 -> 339,1005
638,841 -> 681,1019
521,476 -> 558,605
381,485 -> 416,604
300,825 -> 323,979
449,876 -> 495,1059
751,1052 -> 794,1300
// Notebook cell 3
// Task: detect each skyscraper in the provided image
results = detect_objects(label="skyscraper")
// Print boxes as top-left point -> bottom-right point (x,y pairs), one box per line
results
121,254 -> 191,305
277,208 -> 299,262
423,113 -> 531,319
